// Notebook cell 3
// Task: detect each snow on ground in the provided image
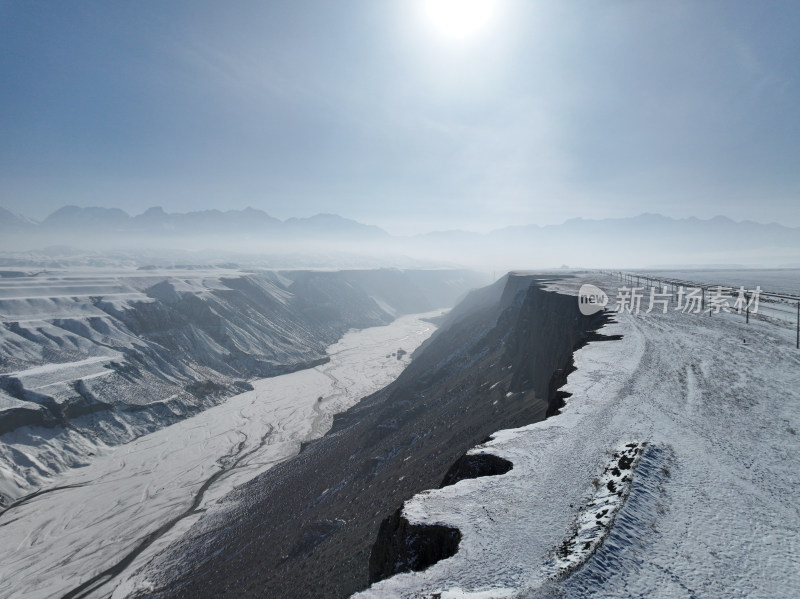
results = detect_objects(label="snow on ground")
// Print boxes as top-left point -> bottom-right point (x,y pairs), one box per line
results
6,356 -> 122,391
356,273 -> 800,599
0,311 -> 441,599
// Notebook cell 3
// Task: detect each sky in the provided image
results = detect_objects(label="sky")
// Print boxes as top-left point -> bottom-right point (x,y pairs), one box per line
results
1,0 -> 799,235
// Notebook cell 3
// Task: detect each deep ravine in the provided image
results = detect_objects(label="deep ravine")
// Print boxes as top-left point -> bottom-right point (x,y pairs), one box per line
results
134,274 -> 614,599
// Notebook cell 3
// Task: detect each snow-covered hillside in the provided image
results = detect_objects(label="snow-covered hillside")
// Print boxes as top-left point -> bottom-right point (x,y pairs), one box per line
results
357,272 -> 800,599
0,267 -> 482,502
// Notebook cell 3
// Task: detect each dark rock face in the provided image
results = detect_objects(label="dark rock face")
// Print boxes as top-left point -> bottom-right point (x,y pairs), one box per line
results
439,452 -> 514,488
368,508 -> 462,584
0,405 -> 49,435
136,274 -> 612,599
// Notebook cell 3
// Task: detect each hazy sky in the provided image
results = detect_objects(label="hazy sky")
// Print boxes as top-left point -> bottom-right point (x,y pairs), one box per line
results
1,0 -> 799,234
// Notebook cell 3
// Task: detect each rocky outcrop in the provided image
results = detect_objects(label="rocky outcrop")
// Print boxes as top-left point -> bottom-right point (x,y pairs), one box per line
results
368,508 -> 462,583
439,451 -> 513,488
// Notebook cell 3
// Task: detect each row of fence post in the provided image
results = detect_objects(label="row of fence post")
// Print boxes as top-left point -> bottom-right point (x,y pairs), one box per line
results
599,270 -> 799,349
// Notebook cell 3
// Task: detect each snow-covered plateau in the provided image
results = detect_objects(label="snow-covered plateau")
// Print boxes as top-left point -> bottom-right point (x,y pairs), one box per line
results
357,272 -> 800,599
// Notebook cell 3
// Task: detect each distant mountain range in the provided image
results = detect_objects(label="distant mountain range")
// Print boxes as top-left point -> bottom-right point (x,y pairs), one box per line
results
1,206 -> 798,268
411,213 -> 800,268
0,205 -> 388,240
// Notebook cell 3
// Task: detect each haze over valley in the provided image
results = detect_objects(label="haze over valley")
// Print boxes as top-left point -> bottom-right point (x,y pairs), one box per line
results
3,205 -> 799,270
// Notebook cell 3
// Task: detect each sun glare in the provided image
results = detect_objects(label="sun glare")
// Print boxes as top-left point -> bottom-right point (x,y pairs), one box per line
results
423,0 -> 496,40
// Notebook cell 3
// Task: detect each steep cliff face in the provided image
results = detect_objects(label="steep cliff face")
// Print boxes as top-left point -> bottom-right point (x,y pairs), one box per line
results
366,275 -> 614,585
135,274 -> 612,599
0,268 -> 482,499
368,507 -> 462,583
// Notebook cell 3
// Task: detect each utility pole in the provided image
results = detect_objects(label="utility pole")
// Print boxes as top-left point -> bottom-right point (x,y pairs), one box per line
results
796,301 -> 799,349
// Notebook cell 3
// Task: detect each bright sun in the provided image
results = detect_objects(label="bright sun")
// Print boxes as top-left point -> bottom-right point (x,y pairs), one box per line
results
423,0 -> 496,40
